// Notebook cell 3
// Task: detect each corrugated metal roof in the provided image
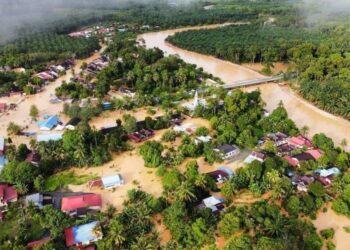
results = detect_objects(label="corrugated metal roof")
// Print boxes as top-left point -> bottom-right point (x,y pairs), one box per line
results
39,116 -> 59,130
102,174 -> 124,188
0,137 -> 4,151
37,133 -> 63,142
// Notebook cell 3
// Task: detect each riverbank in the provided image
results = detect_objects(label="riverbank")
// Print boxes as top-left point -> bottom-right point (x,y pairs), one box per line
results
139,25 -> 350,151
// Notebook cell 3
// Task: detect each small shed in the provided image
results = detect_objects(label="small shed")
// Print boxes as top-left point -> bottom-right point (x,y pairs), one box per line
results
89,174 -> 124,189
102,174 -> 124,189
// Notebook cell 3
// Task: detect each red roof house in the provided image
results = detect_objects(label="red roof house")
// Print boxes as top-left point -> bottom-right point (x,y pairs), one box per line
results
287,136 -> 313,148
0,103 -> 7,112
306,149 -> 323,160
27,237 -> 51,248
284,156 -> 299,167
0,184 -> 18,207
61,194 -> 102,216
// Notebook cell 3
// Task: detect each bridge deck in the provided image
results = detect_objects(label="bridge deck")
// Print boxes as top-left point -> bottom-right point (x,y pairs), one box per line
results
223,75 -> 283,89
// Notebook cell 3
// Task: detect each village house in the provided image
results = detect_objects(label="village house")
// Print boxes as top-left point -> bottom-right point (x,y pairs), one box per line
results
173,123 -> 197,135
128,129 -> 154,143
287,135 -> 313,149
214,144 -> 240,160
169,113 -> 184,126
38,115 -> 60,131
0,103 -> 7,113
61,193 -> 102,217
206,166 -> 234,184
0,183 -> 18,220
244,151 -> 266,164
88,174 -> 124,189
195,135 -> 212,144
260,132 -> 288,146
25,193 -> 54,209
0,183 -> 17,208
314,167 -> 341,186
284,148 -> 323,167
197,196 -> 225,214
289,173 -> 315,192
65,117 -> 81,130
65,221 -> 103,247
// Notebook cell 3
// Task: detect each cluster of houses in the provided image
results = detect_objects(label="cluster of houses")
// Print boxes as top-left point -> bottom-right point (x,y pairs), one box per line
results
35,60 -> 74,81
34,116 -> 83,142
289,167 -> 341,192
258,133 -> 324,167
0,173 -> 124,248
244,132 -> 342,191
69,25 -> 115,39
85,56 -> 109,75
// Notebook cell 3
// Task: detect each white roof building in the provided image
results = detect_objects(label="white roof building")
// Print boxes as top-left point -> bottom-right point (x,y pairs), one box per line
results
181,91 -> 207,112
101,174 -> 124,189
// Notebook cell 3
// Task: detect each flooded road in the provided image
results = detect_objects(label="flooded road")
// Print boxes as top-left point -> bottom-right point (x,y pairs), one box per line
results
0,45 -> 106,138
314,206 -> 350,250
139,25 -> 350,151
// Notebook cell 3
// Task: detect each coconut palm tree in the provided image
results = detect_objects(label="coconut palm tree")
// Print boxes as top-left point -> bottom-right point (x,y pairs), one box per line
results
341,138 -> 348,151
175,182 -> 196,202
264,214 -> 288,238
300,125 -> 309,136
194,174 -> 207,189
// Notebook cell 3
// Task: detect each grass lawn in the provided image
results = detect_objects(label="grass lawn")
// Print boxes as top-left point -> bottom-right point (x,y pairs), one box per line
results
44,170 -> 98,192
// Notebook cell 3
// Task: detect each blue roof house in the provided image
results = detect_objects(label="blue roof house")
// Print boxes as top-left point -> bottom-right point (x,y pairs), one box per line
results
65,221 -> 102,247
38,116 -> 59,131
315,167 -> 341,178
0,156 -> 7,172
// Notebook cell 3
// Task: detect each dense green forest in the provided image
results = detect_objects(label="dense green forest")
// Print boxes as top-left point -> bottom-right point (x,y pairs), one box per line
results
116,0 -> 297,28
1,1 -> 350,249
168,24 -> 324,64
0,33 -> 100,69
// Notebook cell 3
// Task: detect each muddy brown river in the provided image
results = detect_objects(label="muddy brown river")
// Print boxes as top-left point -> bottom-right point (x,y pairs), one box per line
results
139,24 -> 350,151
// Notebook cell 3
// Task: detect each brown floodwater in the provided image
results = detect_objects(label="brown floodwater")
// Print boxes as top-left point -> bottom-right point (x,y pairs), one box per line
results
139,25 -> 350,151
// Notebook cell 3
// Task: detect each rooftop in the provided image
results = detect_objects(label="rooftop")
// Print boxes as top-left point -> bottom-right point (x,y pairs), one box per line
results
37,133 -> 63,142
61,193 -> 102,212
65,221 -> 102,247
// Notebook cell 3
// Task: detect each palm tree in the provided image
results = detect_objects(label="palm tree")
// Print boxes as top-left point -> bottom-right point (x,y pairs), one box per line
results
16,183 -> 28,194
264,214 -> 288,238
109,220 -> 126,247
131,233 -> 158,250
300,125 -> 309,136
175,182 -> 196,202
341,138 -> 348,151
194,174 -> 207,189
